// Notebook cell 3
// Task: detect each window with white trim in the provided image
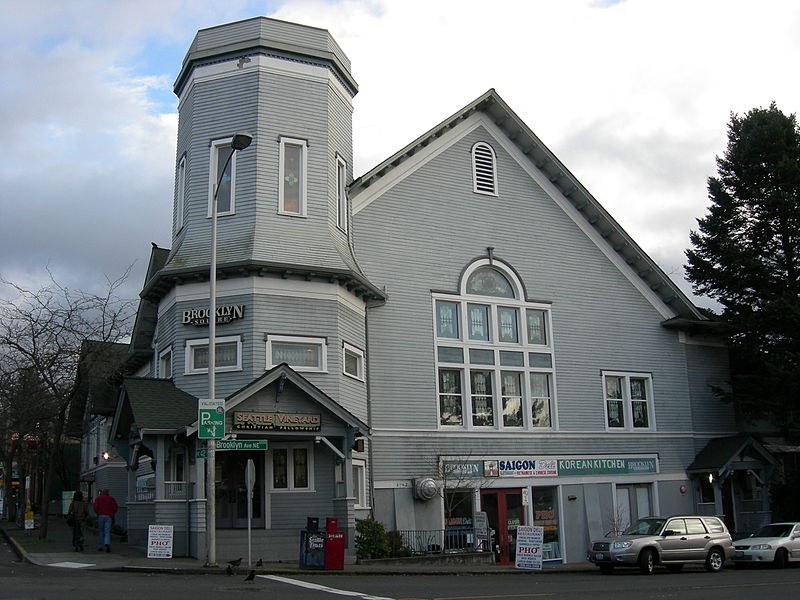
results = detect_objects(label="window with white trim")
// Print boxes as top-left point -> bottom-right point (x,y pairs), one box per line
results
434,260 -> 555,430
472,142 -> 498,196
208,138 -> 240,216
336,155 -> 347,231
602,372 -> 654,431
158,346 -> 173,379
353,459 -> 368,508
185,335 -> 242,375
271,443 -> 313,491
175,154 -> 186,232
266,334 -> 327,372
343,342 -> 364,381
278,137 -> 307,216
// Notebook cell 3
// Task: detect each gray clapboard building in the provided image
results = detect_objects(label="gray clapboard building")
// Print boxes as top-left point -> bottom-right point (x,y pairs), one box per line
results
82,16 -> 777,564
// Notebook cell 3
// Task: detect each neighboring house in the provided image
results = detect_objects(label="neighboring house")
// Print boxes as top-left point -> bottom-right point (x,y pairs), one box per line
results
70,340 -> 129,527
97,16 -> 776,562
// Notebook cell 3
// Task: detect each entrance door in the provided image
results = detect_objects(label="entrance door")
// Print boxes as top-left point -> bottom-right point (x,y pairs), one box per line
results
480,489 -> 524,565
215,451 -> 264,528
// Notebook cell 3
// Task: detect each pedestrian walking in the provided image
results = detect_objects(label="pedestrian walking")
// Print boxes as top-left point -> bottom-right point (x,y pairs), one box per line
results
92,489 -> 118,552
67,491 -> 88,552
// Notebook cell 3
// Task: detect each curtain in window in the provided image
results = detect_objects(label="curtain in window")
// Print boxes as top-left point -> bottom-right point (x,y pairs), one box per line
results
273,342 -> 320,368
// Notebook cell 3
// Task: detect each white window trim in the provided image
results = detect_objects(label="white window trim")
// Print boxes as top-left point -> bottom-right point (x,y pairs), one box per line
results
266,334 -> 328,373
601,371 -> 656,432
207,137 -> 239,217
472,141 -> 498,196
158,346 -> 173,379
342,341 -> 365,381
352,458 -> 369,509
175,154 -> 186,233
278,136 -> 308,217
269,442 -> 315,492
336,154 -> 348,232
185,335 -> 242,375
433,260 -> 556,432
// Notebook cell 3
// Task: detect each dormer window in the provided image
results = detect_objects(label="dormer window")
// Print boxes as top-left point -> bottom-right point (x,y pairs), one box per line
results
472,142 -> 498,196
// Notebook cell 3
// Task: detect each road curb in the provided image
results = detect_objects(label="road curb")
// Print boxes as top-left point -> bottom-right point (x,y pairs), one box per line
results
0,525 -> 35,565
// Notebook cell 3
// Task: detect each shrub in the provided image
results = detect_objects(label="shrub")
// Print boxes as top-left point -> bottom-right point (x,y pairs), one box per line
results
354,518 -> 389,560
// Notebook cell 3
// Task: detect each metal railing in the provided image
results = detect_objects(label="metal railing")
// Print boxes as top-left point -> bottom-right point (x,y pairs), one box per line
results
392,528 -> 487,554
133,481 -> 194,502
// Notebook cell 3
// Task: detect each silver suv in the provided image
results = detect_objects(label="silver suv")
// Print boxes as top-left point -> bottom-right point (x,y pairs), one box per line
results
588,516 -> 734,574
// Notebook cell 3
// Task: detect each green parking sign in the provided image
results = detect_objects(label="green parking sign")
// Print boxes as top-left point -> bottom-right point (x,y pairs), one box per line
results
198,399 -> 225,439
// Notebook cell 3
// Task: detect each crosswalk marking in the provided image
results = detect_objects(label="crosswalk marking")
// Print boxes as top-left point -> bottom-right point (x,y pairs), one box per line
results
262,575 -> 396,600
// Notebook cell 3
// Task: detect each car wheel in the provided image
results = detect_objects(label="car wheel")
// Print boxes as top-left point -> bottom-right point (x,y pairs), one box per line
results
704,548 -> 724,572
773,548 -> 788,569
638,548 -> 655,575
666,563 -> 684,573
599,565 -> 614,574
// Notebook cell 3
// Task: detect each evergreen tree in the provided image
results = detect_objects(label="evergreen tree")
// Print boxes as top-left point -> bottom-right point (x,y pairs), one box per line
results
686,103 -> 800,436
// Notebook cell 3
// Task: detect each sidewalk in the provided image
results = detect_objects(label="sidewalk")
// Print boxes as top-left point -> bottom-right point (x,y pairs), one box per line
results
0,517 -> 594,575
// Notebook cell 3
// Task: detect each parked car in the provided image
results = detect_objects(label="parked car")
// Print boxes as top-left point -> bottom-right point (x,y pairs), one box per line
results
733,522 -> 800,568
588,515 -> 734,574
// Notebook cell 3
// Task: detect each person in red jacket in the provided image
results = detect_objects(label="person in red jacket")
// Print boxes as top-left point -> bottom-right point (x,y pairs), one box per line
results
92,489 -> 118,552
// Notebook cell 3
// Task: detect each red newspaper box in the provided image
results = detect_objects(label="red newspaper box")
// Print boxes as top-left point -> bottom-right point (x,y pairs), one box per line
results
324,531 -> 345,570
325,517 -> 338,533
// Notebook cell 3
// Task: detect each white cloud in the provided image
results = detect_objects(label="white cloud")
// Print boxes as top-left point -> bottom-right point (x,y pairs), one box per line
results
1,0 -> 798,307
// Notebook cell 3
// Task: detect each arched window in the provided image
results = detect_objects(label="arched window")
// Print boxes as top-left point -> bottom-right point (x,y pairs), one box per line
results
466,266 -> 515,298
472,142 -> 498,196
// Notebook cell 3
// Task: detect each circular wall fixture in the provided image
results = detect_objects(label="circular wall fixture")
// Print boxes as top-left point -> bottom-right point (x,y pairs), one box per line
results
413,478 -> 437,501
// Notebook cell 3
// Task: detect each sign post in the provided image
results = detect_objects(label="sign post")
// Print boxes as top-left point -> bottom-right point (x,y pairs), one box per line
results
245,458 -> 256,567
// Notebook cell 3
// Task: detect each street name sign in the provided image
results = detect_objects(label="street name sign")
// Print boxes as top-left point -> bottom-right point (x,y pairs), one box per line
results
196,439 -> 268,458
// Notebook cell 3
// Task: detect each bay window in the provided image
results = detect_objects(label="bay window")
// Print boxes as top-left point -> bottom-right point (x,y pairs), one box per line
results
185,335 -> 241,375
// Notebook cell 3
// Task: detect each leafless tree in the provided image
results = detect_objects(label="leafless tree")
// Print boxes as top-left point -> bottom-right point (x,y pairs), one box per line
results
0,269 -> 135,538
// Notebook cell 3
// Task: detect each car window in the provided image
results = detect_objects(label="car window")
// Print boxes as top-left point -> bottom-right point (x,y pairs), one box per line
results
685,518 -> 707,534
755,524 -> 793,537
666,519 -> 687,535
702,517 -> 725,533
622,518 -> 665,535
793,525 -> 800,536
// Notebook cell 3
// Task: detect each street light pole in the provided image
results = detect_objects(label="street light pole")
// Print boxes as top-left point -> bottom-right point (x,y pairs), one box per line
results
205,133 -> 252,567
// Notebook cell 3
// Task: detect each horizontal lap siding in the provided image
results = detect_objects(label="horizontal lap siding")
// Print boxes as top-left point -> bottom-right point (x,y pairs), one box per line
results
269,450 -> 336,528
353,124 -> 732,478
685,343 -> 734,433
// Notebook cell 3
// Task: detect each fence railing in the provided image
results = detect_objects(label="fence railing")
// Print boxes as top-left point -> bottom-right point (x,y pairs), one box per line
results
393,528 -> 488,554
134,481 -> 194,502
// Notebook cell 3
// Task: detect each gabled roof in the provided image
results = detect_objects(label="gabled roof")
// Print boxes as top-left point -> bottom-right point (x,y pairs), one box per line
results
111,377 -> 197,439
125,243 -> 170,372
350,89 -> 706,323
67,340 -> 128,436
186,363 -> 369,435
687,435 -> 778,475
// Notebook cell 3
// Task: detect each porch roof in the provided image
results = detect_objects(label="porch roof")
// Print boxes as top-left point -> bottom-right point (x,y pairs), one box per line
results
113,377 -> 198,437
687,435 -> 778,475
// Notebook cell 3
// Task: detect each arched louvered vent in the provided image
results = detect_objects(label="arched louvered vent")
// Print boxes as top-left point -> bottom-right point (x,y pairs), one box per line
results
472,142 -> 498,196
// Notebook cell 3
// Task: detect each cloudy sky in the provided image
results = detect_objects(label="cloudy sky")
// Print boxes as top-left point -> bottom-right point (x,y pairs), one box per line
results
1,0 -> 798,309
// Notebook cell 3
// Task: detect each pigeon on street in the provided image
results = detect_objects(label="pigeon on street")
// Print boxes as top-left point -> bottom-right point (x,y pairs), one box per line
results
244,570 -> 256,582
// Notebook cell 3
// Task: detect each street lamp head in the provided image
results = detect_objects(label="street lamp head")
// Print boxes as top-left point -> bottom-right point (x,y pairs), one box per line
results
231,133 -> 253,151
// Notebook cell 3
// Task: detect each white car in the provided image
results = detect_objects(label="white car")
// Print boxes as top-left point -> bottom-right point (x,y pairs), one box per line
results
733,522 -> 800,568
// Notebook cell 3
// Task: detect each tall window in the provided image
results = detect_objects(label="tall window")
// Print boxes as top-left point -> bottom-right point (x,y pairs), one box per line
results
343,342 -> 365,381
433,260 -> 555,430
472,142 -> 498,196
336,155 -> 347,231
175,155 -> 186,232
185,335 -> 242,375
279,137 -> 307,216
208,139 -> 239,216
603,372 -> 653,430
158,347 -> 173,379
